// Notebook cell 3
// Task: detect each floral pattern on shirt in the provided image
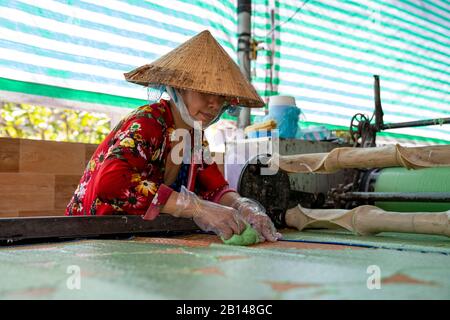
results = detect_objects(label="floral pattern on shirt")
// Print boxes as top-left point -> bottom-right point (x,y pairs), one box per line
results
66,101 -> 173,216
66,100 -> 231,217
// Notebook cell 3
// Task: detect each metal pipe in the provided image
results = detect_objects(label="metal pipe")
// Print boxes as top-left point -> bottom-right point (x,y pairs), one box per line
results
338,192 -> 450,202
374,75 -> 384,131
237,0 -> 252,129
382,117 -> 450,130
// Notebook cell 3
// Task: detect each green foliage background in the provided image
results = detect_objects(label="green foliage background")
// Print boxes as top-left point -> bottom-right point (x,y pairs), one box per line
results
0,101 -> 111,144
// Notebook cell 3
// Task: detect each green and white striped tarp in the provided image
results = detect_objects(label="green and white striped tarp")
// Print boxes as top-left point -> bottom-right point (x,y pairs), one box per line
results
0,0 -> 449,144
250,0 -> 450,144
0,0 -> 238,123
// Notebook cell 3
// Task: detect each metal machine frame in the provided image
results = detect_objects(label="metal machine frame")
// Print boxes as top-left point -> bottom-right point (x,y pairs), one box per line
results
349,75 -> 450,147
238,76 -> 450,225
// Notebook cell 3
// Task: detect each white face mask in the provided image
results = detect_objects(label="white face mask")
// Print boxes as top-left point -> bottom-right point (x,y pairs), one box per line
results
165,86 -> 197,128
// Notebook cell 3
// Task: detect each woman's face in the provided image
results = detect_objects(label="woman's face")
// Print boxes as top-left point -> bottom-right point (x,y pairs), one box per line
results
179,90 -> 227,125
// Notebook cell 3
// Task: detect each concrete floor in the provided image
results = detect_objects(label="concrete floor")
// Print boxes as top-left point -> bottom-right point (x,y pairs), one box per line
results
0,230 -> 449,299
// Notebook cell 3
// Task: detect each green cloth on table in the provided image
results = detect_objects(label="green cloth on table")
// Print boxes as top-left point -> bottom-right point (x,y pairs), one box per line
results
221,224 -> 259,246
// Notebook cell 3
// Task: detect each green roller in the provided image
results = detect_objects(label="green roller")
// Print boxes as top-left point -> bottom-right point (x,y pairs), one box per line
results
374,167 -> 450,212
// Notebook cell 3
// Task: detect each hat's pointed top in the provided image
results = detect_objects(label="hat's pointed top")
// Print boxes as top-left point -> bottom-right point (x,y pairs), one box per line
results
124,30 -> 264,108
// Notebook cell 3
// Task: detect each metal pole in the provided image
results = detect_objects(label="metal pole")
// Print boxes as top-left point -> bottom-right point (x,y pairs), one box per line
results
338,192 -> 450,202
237,0 -> 252,129
373,75 -> 384,131
382,118 -> 450,130
373,76 -> 450,131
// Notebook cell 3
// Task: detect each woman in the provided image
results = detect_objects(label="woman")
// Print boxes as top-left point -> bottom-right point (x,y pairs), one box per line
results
66,30 -> 281,242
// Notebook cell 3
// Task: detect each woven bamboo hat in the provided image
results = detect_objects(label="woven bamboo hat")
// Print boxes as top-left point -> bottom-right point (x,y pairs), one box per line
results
124,30 -> 264,108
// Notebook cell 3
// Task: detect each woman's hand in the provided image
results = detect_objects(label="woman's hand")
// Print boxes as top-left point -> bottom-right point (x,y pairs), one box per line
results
232,198 -> 282,242
192,202 -> 246,240
174,186 -> 246,239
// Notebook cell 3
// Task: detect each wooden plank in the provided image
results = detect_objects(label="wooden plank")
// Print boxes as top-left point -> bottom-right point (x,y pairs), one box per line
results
18,210 -> 64,217
0,138 -> 19,172
0,214 -> 199,242
85,143 -> 98,165
54,174 -> 81,210
0,173 -> 54,212
19,139 -> 85,174
0,211 -> 18,218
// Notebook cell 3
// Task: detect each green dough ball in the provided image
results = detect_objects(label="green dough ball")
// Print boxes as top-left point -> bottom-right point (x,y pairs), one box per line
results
221,224 -> 259,246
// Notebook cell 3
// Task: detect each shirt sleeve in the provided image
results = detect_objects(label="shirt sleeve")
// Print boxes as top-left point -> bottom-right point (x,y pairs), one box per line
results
196,162 -> 236,203
93,115 -> 173,217
194,137 -> 235,203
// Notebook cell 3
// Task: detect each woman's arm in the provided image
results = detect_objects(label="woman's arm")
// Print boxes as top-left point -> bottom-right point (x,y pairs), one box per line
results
161,188 -> 246,239
218,190 -> 241,208
161,191 -> 182,215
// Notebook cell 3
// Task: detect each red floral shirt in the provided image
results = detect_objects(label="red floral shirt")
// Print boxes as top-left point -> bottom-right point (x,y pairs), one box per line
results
66,99 -> 233,219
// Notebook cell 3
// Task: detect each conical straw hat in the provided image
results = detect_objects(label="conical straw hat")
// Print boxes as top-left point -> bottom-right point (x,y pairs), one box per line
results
124,30 -> 264,108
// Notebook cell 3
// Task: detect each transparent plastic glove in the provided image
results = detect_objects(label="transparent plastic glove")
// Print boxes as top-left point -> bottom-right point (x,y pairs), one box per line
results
174,186 -> 246,240
232,197 -> 282,242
